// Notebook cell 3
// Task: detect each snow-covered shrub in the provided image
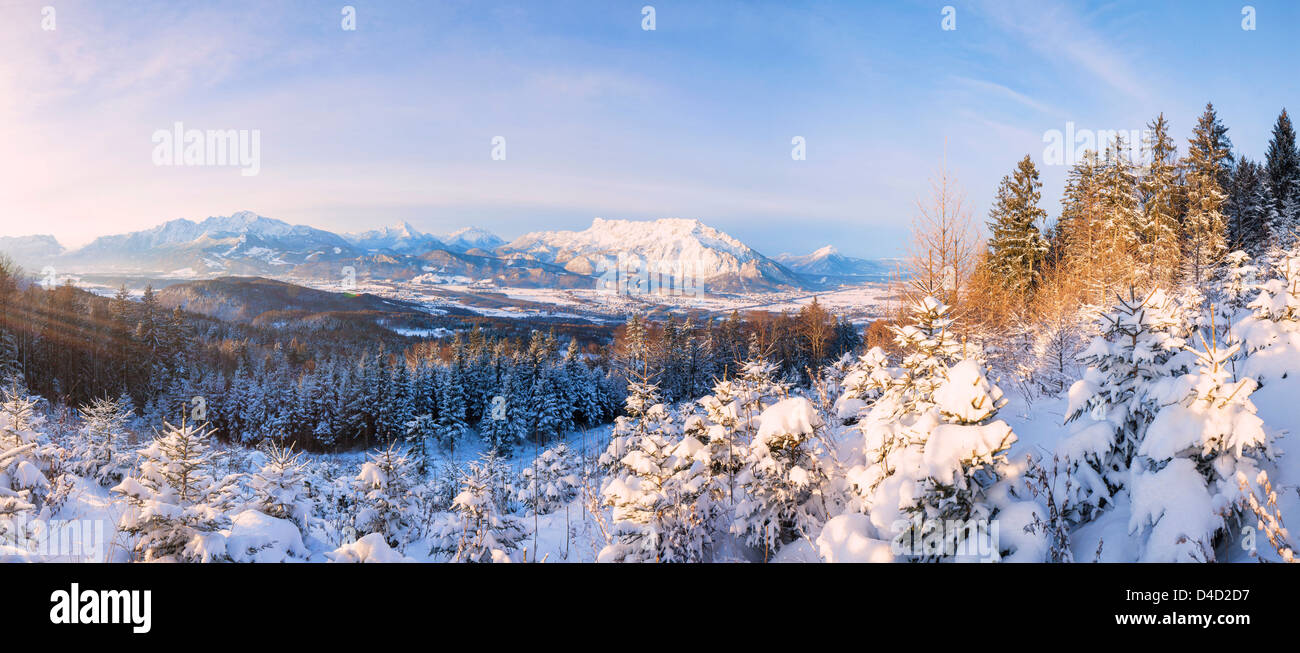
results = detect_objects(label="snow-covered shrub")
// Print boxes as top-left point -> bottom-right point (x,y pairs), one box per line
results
225,509 -> 310,563
326,532 -> 412,563
250,442 -> 313,538
732,397 -> 833,556
351,443 -> 422,552
432,451 -> 525,563
68,396 -> 134,486
815,513 -> 894,563
112,419 -> 240,562
519,442 -> 580,514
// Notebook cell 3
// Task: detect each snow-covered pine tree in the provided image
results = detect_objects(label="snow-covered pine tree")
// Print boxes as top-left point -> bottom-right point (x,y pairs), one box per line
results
434,450 -> 525,562
1131,322 -> 1271,562
250,441 -> 314,538
480,383 -> 520,456
1265,108 -> 1300,238
1216,250 -> 1259,316
883,294 -> 963,417
833,346 -> 893,422
731,397 -> 834,557
985,154 -> 1050,298
351,443 -> 422,551
1061,288 -> 1192,519
519,442 -> 580,514
840,295 -> 1020,560
850,353 -> 1017,560
404,413 -> 435,473
692,350 -> 789,518
0,385 -> 57,514
112,418 -> 240,562
69,396 -> 134,486
599,406 -> 714,563
434,366 -> 468,453
1138,113 -> 1184,287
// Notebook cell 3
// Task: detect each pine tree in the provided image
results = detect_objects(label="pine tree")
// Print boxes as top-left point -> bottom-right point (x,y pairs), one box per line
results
845,303 -> 1017,560
250,442 -> 313,538
1183,103 -> 1233,283
69,396 -> 134,486
1265,108 -> 1300,237
112,418 -> 239,562
435,450 -> 525,562
1227,159 -> 1271,255
519,442 -> 580,514
1132,323 -> 1270,561
731,397 -> 834,556
0,385 -> 59,513
434,367 -> 468,453
600,401 -> 714,563
0,387 -> 49,537
1062,288 -> 1192,518
985,155 -> 1050,298
351,443 -> 422,551
1138,113 -> 1184,285
480,379 -> 520,456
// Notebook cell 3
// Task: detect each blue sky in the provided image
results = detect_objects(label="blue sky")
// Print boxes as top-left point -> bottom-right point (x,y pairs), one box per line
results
1,0 -> 1298,258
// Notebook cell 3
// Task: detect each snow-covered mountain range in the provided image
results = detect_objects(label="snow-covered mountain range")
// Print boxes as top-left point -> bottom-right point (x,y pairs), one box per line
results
500,218 -> 804,292
2,213 -> 888,293
775,245 -> 895,281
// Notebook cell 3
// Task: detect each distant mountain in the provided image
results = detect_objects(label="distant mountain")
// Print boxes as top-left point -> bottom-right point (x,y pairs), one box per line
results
776,246 -> 893,282
441,227 -> 505,252
499,218 -> 805,292
0,234 -> 64,270
342,221 -> 445,255
62,211 -> 359,276
41,213 -> 811,293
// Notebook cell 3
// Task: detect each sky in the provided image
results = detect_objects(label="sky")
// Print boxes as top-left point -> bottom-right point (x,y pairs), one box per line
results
1,0 -> 1298,258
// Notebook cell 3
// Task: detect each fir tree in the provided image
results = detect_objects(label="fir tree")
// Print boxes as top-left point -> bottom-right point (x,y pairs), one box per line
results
1265,108 -> 1300,236
434,367 -> 468,453
250,442 -> 313,538
1138,113 -> 1184,285
1183,103 -> 1233,283
112,418 -> 240,562
434,450 -> 525,562
519,442 -> 580,514
986,154 -> 1050,298
351,443 -> 422,551
731,397 -> 834,556
69,396 -> 134,486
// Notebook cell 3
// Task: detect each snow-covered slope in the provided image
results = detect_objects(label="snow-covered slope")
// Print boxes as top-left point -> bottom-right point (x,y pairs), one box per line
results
499,218 -> 805,292
775,246 -> 893,281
